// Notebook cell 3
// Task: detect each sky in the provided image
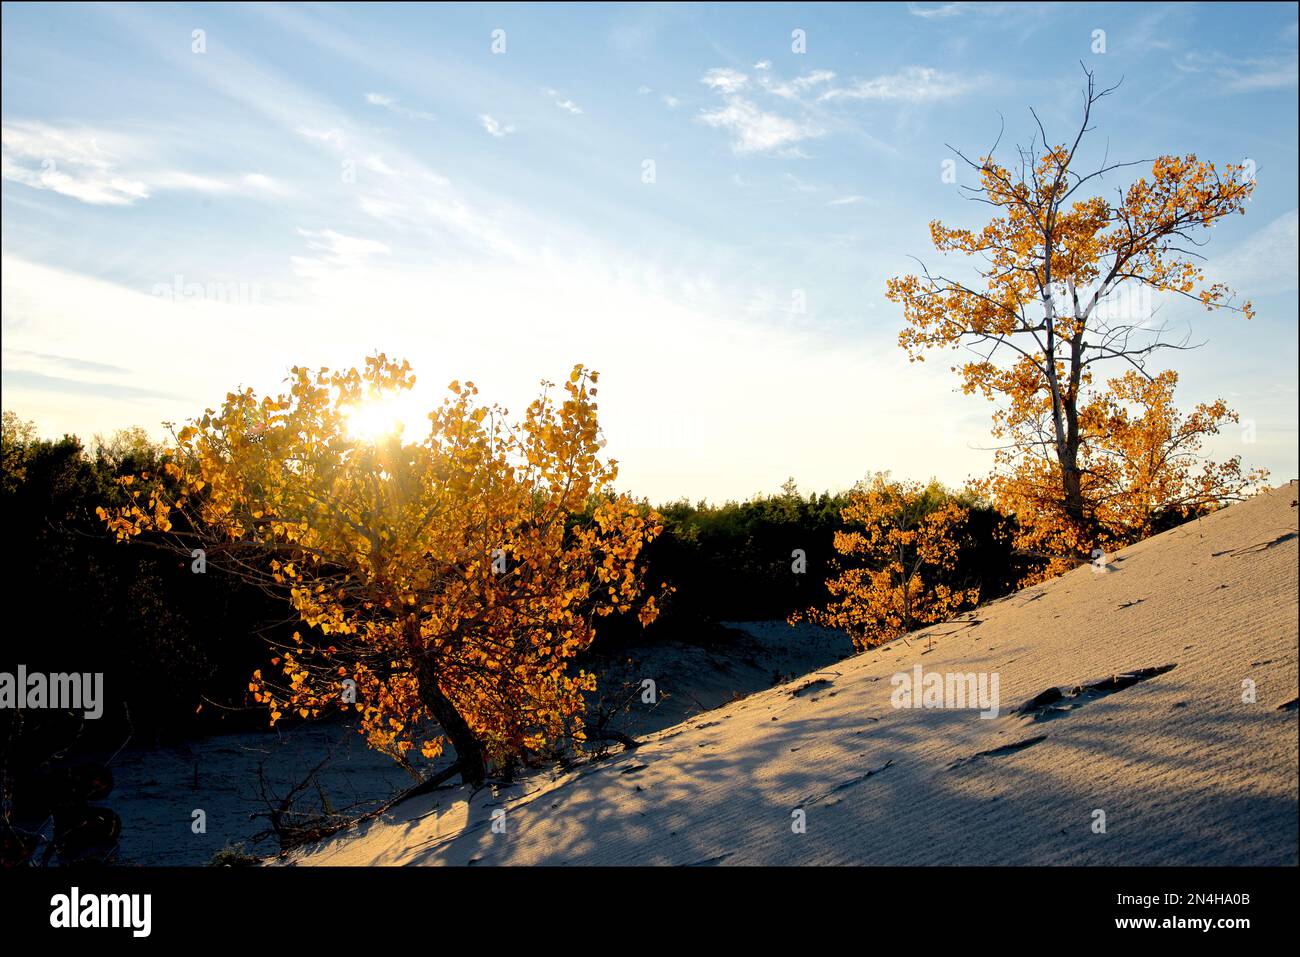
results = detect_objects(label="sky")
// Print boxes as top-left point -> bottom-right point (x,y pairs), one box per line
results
2,1 -> 1297,503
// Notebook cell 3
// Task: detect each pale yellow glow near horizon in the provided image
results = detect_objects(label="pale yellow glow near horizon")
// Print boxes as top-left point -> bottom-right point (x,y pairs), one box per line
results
24,249 -> 1263,502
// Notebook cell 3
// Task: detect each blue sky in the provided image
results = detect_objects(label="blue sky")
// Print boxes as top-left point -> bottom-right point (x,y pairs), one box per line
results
2,1 -> 1296,501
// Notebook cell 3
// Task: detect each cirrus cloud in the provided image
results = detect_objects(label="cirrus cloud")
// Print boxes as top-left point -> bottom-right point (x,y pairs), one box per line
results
697,67 -> 824,155
2,120 -> 281,205
698,96 -> 824,155
818,66 -> 976,102
478,114 -> 516,138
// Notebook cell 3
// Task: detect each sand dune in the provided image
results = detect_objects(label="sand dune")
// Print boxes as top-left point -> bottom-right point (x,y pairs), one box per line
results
287,482 -> 1299,866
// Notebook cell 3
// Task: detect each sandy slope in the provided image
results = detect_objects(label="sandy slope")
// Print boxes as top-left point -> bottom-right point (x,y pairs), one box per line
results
587,622 -> 854,739
101,615 -> 849,864
287,482 -> 1299,866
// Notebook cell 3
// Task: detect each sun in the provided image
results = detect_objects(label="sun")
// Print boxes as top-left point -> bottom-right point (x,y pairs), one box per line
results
343,393 -> 426,443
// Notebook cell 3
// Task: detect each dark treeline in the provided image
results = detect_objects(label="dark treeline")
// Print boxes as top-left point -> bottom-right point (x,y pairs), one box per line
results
595,477 -> 1029,650
2,416 -> 1027,744
2,416 -> 285,747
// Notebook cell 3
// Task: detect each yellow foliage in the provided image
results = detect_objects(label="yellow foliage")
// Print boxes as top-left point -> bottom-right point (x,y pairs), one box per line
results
886,78 -> 1263,582
100,357 -> 662,777
794,475 -> 978,651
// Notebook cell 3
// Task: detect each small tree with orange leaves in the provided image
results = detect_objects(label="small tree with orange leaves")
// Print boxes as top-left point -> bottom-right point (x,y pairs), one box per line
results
888,67 -> 1261,578
1088,370 -> 1265,533
793,475 -> 979,651
100,357 -> 662,785
984,367 -> 1267,581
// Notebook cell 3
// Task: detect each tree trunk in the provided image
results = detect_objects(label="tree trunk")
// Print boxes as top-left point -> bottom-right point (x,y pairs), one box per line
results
413,655 -> 486,787
1061,460 -> 1084,520
1059,446 -> 1090,556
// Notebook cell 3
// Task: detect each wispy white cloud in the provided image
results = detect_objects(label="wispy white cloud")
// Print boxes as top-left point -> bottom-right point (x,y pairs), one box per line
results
1174,51 -> 1298,91
290,228 -> 390,280
109,18 -> 524,261
827,194 -> 870,206
697,68 -> 823,155
784,173 -> 822,193
2,120 -> 281,205
760,69 -> 837,100
906,2 -> 1016,19
363,91 -> 436,121
478,114 -> 516,138
1227,64 -> 1298,91
1,161 -> 145,206
363,155 -> 397,176
701,67 -> 749,95
906,2 -> 966,18
148,171 -> 232,193
3,122 -> 120,171
818,66 -> 977,102
1,121 -> 147,205
295,126 -> 347,148
699,97 -> 823,155
242,173 -> 284,193
694,62 -> 953,156
541,88 -> 583,114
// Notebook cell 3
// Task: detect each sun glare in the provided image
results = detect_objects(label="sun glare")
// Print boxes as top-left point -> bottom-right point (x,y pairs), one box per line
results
343,394 -> 425,443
